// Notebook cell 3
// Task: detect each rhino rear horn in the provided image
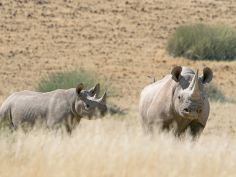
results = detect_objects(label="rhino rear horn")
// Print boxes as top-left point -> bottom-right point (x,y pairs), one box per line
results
171,66 -> 182,82
89,83 -> 100,98
201,67 -> 213,84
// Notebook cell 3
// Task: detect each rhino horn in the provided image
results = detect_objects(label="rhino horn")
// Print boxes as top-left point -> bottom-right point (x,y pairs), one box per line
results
93,93 -> 97,99
189,70 -> 200,98
98,92 -> 106,104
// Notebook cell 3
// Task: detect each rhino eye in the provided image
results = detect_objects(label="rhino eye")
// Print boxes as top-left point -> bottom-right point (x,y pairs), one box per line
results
178,96 -> 181,100
86,104 -> 90,108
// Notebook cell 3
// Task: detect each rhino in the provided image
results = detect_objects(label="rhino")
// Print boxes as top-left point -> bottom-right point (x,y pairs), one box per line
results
0,83 -> 107,133
139,66 -> 213,137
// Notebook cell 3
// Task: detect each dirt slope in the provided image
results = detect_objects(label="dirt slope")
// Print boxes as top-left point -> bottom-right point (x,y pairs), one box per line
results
0,0 -> 236,105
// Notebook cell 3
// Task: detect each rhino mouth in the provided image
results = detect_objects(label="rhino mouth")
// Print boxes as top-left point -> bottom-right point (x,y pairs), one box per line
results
182,112 -> 198,120
81,109 -> 103,119
81,109 -> 92,115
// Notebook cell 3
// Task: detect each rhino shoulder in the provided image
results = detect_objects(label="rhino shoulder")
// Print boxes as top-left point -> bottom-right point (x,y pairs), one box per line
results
139,75 -> 176,117
47,89 -> 76,111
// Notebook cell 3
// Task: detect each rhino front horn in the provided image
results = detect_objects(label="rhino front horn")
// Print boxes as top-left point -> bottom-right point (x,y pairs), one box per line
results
98,92 -> 107,104
189,70 -> 200,98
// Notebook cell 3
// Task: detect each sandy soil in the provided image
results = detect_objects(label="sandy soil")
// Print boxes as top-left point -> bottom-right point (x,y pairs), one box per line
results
0,0 -> 236,104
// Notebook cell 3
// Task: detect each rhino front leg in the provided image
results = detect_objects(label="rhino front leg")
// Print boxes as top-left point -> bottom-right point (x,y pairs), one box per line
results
189,120 -> 204,137
64,116 -> 81,134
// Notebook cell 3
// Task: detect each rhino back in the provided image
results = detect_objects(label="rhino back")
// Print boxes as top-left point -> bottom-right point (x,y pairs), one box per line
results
9,91 -> 52,125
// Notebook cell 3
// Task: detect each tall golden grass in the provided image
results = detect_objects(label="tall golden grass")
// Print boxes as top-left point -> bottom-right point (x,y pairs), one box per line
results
0,102 -> 235,177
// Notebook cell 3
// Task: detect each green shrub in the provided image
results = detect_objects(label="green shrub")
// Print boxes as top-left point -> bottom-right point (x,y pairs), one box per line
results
36,70 -> 99,92
204,83 -> 226,102
167,24 -> 236,60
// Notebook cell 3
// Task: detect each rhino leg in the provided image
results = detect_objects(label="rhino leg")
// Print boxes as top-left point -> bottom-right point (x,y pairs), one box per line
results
64,116 -> 81,134
189,120 -> 204,137
142,119 -> 173,135
162,119 -> 174,131
0,110 -> 15,129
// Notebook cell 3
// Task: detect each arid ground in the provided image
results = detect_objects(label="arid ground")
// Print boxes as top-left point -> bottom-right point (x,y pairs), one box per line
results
0,0 -> 236,177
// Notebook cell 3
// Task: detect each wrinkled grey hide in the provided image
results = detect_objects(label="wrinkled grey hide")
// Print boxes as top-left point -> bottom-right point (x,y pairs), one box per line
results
139,66 -> 213,137
0,83 -> 107,133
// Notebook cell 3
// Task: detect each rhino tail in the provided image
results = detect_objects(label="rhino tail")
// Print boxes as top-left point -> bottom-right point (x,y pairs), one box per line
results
147,76 -> 156,83
0,105 -> 6,122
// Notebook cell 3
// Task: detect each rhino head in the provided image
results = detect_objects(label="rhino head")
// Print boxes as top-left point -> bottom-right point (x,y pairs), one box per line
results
74,83 -> 107,119
171,66 -> 213,120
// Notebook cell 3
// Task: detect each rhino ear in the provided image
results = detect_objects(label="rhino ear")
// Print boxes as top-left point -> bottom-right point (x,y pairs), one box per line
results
89,83 -> 100,97
76,83 -> 84,95
171,66 -> 182,82
201,67 -> 213,84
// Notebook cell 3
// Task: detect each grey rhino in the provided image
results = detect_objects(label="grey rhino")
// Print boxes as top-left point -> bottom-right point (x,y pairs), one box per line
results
0,83 -> 107,133
139,66 -> 213,137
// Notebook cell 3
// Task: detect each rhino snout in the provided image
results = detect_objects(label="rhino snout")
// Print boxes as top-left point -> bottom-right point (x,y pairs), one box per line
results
183,106 -> 202,115
183,108 -> 191,113
196,108 -> 202,113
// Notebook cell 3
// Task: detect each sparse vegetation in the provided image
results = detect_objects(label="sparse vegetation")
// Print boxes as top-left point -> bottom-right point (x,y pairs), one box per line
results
167,24 -> 236,60
36,70 -> 97,92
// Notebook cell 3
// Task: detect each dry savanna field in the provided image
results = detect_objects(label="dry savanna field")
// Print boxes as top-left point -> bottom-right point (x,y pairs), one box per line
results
0,0 -> 236,177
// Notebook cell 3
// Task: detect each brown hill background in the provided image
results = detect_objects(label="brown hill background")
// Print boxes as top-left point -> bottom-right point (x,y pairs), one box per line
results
0,0 -> 236,105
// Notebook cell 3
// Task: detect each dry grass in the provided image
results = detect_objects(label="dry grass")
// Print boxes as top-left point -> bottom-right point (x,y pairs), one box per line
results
0,102 -> 235,177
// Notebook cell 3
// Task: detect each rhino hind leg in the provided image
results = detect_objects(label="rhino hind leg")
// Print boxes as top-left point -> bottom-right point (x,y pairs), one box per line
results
142,119 -> 173,135
0,108 -> 15,130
